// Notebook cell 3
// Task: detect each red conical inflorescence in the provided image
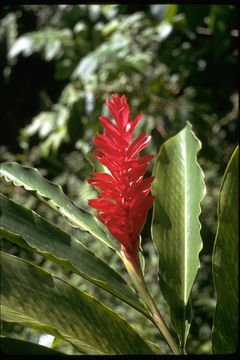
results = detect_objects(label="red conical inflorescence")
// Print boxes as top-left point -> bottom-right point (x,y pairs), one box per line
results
88,95 -> 154,259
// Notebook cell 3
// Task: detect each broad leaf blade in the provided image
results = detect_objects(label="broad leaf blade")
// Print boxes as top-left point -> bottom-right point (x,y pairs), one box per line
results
151,122 -> 206,351
0,337 -> 64,355
212,146 -> 239,354
0,194 -> 148,318
0,162 -> 116,249
1,252 -> 154,355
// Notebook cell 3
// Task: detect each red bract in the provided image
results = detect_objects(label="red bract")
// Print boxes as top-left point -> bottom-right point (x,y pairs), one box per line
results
88,95 -> 154,259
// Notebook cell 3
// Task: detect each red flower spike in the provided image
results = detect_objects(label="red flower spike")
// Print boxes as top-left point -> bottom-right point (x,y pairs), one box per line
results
88,95 -> 154,261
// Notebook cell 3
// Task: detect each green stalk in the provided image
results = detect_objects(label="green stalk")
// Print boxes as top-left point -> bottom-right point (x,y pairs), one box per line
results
119,249 -> 181,355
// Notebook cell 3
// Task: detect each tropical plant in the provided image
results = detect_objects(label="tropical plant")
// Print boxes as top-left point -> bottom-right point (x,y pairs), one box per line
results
0,95 -> 238,355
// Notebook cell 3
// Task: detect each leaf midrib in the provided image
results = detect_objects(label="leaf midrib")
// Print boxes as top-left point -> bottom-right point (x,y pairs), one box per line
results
180,133 -> 188,306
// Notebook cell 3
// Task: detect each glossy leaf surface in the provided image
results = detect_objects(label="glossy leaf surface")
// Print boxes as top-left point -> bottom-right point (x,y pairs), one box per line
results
1,252 -> 154,355
0,194 -> 148,318
151,123 -> 206,350
0,162 -> 116,249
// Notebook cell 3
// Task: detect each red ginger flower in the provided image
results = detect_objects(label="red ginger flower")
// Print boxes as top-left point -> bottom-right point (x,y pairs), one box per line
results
88,95 -> 154,259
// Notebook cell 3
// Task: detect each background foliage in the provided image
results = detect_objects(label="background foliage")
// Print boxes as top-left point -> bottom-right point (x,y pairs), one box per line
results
0,4 -> 238,355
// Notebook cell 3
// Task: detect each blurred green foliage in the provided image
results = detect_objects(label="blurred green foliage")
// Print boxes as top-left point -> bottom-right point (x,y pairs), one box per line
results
0,4 -> 238,355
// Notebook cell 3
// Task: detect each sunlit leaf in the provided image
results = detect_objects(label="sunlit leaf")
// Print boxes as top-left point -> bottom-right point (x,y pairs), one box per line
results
8,28 -> 72,60
0,162 -> 117,250
151,122 -> 206,351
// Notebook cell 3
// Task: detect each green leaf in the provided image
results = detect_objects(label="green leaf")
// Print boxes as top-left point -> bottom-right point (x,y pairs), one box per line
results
50,336 -> 62,349
20,107 -> 69,156
0,337 -> 64,355
151,122 -> 206,351
145,339 -> 164,354
1,252 -> 154,355
0,194 -> 148,318
165,5 -> 178,23
0,162 -> 116,250
85,149 -> 105,173
212,146 -> 239,354
8,28 -> 72,61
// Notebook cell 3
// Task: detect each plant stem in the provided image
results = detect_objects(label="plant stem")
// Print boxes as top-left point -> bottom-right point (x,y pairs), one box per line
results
119,250 -> 181,355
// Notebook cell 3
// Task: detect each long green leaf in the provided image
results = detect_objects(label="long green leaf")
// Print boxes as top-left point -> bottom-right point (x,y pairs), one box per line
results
0,337 -> 64,355
151,122 -> 206,351
0,194 -> 148,318
0,162 -> 116,249
212,146 -> 239,354
1,252 -> 154,355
